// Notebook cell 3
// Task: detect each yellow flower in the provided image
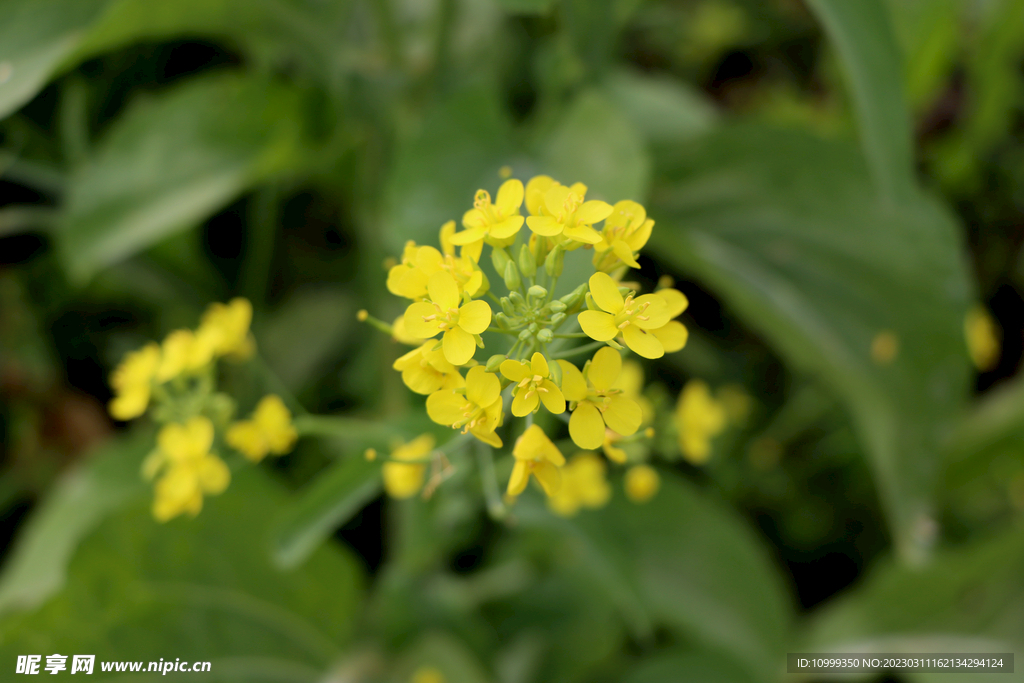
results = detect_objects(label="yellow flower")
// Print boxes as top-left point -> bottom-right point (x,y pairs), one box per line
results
648,288 -> 689,353
154,329 -> 216,382
387,240 -> 485,301
615,360 -> 653,424
393,342 -> 464,395
449,180 -> 525,254
404,272 -> 492,365
547,452 -> 611,516
197,298 -> 254,360
525,179 -> 612,245
382,434 -> 435,499
226,394 -> 298,462
108,342 -> 161,420
559,348 -> 643,450
499,352 -> 565,417
411,667 -> 446,683
391,315 -> 420,345
507,425 -> 565,497
592,200 -> 654,271
426,366 -> 504,447
578,272 -> 671,359
965,305 -> 1000,371
675,380 -> 725,464
624,465 -> 659,503
146,416 -> 230,521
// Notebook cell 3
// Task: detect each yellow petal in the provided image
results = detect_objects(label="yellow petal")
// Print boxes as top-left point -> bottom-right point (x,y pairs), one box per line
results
569,402 -> 605,450
457,299 -> 492,334
491,215 -> 525,239
198,455 -> 231,494
587,347 -> 621,391
449,225 -> 487,245
184,416 -> 215,454
563,224 -> 603,244
226,421 -> 268,462
538,380 -> 565,414
511,388 -> 539,416
588,272 -> 624,313
404,302 -> 442,338
109,385 -> 151,421
603,438 -> 628,464
383,462 -> 426,498
557,360 -> 588,402
610,239 -> 640,268
439,220 -> 457,255
533,460 -> 562,496
426,389 -> 466,426
525,175 -> 554,215
500,359 -> 530,382
579,310 -> 619,341
427,271 -> 460,310
471,426 -> 503,448
633,294 -> 670,329
657,288 -> 689,318
466,365 -> 500,406
604,395 -> 642,436
622,324 -> 665,359
576,200 -> 613,224
392,434 -> 436,462
651,321 -> 688,353
507,461 -> 529,496
443,326 -> 477,365
530,352 -> 549,377
526,215 -> 563,236
624,465 -> 659,503
496,178 -> 524,214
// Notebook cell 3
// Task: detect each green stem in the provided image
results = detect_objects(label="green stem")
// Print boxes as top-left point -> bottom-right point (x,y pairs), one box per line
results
293,414 -> 396,441
475,441 -> 507,520
552,340 -> 606,359
554,333 -> 588,338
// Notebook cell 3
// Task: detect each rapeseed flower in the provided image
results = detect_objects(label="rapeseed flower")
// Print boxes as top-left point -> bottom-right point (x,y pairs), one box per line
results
198,297 -> 254,360
449,179 -> 525,254
108,342 -> 161,420
426,366 -> 504,447
404,272 -> 491,365
592,200 -> 654,271
145,416 -> 230,521
624,464 -> 660,503
382,434 -> 436,499
507,424 -> 565,497
226,394 -> 298,463
393,341 -> 464,395
559,348 -> 643,450
648,287 -> 689,353
675,380 -> 725,464
579,272 -> 671,359
548,452 -> 611,516
525,177 -> 612,245
499,352 -> 565,416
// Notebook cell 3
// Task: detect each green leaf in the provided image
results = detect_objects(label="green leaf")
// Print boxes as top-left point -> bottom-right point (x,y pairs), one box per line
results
650,124 -> 972,563
804,0 -> 915,203
621,651 -> 757,683
0,466 -> 364,679
539,89 -> 651,204
495,0 -> 554,14
884,0 -> 960,111
518,473 -> 791,683
0,431 -> 150,617
57,73 -> 309,282
602,68 -> 717,148
389,632 -> 493,683
272,454 -> 381,570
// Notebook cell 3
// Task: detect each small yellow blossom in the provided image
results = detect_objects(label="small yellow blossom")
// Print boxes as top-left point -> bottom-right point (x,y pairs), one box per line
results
382,434 -> 435,499
426,366 -> 504,447
108,342 -> 161,420
578,273 -> 671,359
226,394 -> 298,462
364,448 -> 377,461
155,329 -> 216,382
388,239 -> 485,300
499,352 -> 565,416
675,380 -> 725,464
146,416 -> 230,521
197,298 -> 254,360
507,425 -> 565,497
559,348 -> 643,450
870,330 -> 899,365
965,305 -> 1000,371
592,200 -> 654,271
624,464 -> 660,503
614,359 -> 653,424
548,452 -> 611,516
393,342 -> 464,395
449,179 -> 525,254
404,272 -> 492,365
411,666 -> 446,683
648,288 -> 689,353
525,179 -> 612,245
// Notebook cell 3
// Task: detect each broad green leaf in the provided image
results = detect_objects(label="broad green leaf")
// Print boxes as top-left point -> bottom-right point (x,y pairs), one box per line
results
539,89 -> 651,204
884,0 -> 959,111
517,473 -> 791,683
0,431 -> 149,617
650,124 -> 972,563
804,0 -> 915,203
58,73 -> 309,282
621,651 -> 758,683
0,466 -> 364,681
602,68 -> 717,147
272,454 -> 381,570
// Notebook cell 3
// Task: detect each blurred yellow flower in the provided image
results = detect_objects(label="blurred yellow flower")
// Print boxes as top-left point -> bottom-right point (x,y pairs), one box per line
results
507,425 -> 565,497
393,341 -> 464,395
965,305 -> 1000,371
411,666 -> 445,683
197,297 -> 254,360
226,394 -> 298,463
500,352 -> 565,416
426,366 -> 504,447
155,328 -> 215,382
675,380 -> 726,464
559,348 -> 643,450
525,177 -> 612,245
388,240 -> 484,300
593,200 -> 654,271
146,416 -> 230,521
870,330 -> 899,365
451,179 -> 525,253
382,434 -> 436,499
578,272 -> 671,359
548,452 -> 611,516
648,287 -> 689,353
624,464 -> 660,503
403,271 -> 491,365
108,342 -> 160,420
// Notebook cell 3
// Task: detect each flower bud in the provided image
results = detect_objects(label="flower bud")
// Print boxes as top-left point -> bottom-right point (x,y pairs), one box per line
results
491,247 -> 512,276
544,245 -> 565,277
500,296 -> 515,317
518,244 -> 536,278
558,283 -> 588,311
537,328 -> 553,343
548,357 -> 563,386
550,312 -> 566,325
548,300 -> 566,313
518,329 -> 533,342
485,354 -> 506,372
503,262 -> 521,291
495,312 -> 513,329
527,285 -> 548,300
509,291 -> 526,307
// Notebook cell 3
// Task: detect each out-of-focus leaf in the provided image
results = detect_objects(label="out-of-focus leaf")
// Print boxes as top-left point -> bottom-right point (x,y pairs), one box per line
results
272,454 -> 381,570
259,288 -> 353,392
0,467 -> 364,680
517,473 -> 790,683
804,0 -> 915,203
884,0 -> 959,111
621,651 -> 758,683
390,632 -> 492,683
602,68 -> 717,147
383,85 -> 514,250
650,125 -> 971,563
803,525 -> 1024,666
58,73 -> 309,282
495,0 -> 554,14
0,431 -> 149,617
539,89 -> 651,204
945,375 -> 1024,463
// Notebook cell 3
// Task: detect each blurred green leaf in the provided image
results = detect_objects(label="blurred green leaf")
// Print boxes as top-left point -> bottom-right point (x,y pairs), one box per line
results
945,375 -> 1024,464
621,651 -> 758,683
651,124 -> 971,563
495,0 -> 554,14
884,0 -> 959,111
260,288 -> 353,392
272,453 -> 381,570
0,431 -> 149,617
539,89 -> 651,203
57,73 -> 309,282
804,0 -> 915,203
518,473 -> 791,683
390,632 -> 492,683
602,68 -> 718,148
0,466 -> 364,680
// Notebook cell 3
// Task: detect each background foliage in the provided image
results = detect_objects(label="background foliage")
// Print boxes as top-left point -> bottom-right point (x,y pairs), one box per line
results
2,0 -> 1024,681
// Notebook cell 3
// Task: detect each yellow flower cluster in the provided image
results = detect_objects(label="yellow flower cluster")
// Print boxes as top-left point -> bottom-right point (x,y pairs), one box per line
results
364,175 -> 687,508
108,298 -> 298,520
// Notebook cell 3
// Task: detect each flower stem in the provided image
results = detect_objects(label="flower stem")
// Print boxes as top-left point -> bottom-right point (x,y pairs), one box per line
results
551,340 -> 606,359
